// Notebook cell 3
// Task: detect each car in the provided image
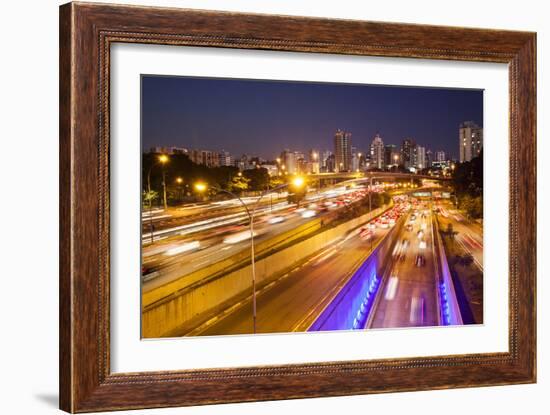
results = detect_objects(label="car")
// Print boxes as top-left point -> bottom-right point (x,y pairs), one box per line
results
419,240 -> 427,250
301,209 -> 316,218
360,228 -> 373,240
405,224 -> 413,231
415,254 -> 426,267
267,216 -> 285,224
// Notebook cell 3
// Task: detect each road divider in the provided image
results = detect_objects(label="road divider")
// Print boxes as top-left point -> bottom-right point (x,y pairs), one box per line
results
433,217 -> 463,325
307,216 -> 405,332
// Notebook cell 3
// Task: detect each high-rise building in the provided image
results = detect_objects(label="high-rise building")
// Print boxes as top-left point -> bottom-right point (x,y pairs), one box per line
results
326,154 -> 336,173
321,150 -> 332,172
459,121 -> 483,162
384,144 -> 400,167
370,134 -> 385,170
280,149 -> 297,174
425,149 -> 433,168
190,149 -> 220,167
334,129 -> 352,172
435,151 -> 446,162
351,147 -> 360,172
219,150 -> 233,167
296,157 -> 308,174
401,138 -> 416,169
261,164 -> 278,176
149,146 -> 188,155
416,146 -> 426,170
235,154 -> 254,171
309,149 -> 320,174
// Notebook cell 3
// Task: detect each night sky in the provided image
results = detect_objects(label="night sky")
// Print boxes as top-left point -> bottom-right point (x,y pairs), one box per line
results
141,75 -> 483,160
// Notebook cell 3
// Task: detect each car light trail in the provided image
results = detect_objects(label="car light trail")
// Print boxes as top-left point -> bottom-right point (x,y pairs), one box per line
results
164,241 -> 200,256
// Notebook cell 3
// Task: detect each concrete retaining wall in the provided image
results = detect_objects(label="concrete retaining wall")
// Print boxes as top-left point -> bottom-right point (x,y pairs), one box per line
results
308,217 -> 404,331
142,204 -> 391,338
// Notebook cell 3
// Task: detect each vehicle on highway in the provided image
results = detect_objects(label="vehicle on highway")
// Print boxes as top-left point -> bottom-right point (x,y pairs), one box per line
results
223,230 -> 257,244
419,240 -> 427,250
359,228 -> 373,240
267,216 -> 285,224
415,254 -> 426,267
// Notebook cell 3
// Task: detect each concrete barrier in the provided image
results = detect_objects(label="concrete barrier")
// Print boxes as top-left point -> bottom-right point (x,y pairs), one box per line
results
433,218 -> 463,325
308,217 -> 404,332
142,217 -> 322,307
142,204 -> 392,338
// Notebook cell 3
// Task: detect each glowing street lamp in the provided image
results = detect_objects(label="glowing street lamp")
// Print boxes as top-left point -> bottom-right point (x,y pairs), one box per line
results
193,178 -> 304,334
158,155 -> 169,210
145,154 -> 170,244
292,176 -> 304,188
194,182 -> 207,193
147,154 -> 169,200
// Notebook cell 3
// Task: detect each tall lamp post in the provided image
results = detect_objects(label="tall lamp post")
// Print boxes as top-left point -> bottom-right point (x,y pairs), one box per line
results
147,154 -> 169,208
194,176 -> 305,334
145,154 -> 169,244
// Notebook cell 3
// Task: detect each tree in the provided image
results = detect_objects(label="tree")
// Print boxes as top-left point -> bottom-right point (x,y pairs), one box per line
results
228,175 -> 249,193
451,151 -> 483,219
269,175 -> 284,189
460,194 -> 483,219
288,187 -> 307,207
142,190 -> 159,208
243,168 -> 270,191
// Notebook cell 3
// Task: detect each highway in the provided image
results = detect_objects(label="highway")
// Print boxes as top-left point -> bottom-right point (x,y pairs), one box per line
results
142,183 -> 385,292
141,187 -> 477,337
368,205 -> 440,328
190,203 -> 407,336
437,203 -> 483,270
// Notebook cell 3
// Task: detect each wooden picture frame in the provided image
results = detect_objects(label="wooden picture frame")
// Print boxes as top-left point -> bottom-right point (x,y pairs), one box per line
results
59,2 -> 536,412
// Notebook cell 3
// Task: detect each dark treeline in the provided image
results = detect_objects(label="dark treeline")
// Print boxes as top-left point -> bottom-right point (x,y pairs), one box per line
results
143,153 -> 285,206
451,151 -> 483,219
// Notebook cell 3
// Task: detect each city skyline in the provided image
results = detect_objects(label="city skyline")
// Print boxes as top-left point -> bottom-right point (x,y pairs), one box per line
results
142,75 -> 483,160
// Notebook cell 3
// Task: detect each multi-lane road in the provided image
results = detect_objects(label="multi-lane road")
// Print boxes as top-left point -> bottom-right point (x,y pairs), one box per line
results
142,187 -> 483,336
194,210 -> 395,336
437,204 -> 483,270
193,197 -> 473,336
142,183 -> 382,292
369,207 -> 440,328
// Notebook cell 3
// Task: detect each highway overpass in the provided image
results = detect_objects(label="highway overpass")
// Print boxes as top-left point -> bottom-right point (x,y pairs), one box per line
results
307,171 -> 451,182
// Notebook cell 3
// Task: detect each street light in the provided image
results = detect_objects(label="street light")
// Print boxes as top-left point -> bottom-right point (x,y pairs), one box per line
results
194,182 -> 207,193
175,177 -> 184,201
145,154 -> 170,244
292,176 -> 304,188
194,178 -> 305,334
147,154 -> 169,209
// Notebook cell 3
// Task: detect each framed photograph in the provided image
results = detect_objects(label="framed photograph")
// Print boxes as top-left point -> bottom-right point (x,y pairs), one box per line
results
59,2 -> 536,412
